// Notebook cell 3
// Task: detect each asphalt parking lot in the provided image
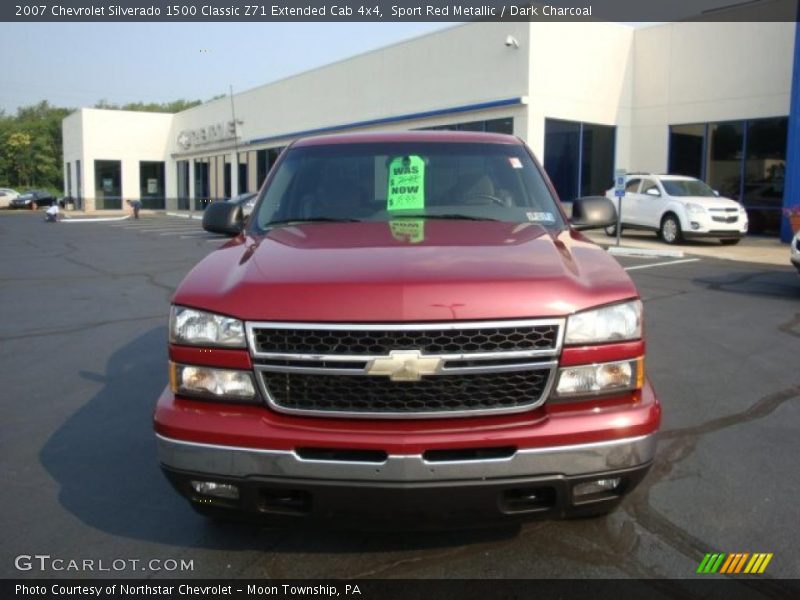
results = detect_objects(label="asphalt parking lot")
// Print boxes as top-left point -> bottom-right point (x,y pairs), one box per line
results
1,212 -> 799,584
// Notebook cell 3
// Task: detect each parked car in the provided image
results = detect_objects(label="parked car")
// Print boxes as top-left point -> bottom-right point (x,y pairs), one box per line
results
202,193 -> 257,235
156,131 -> 660,526
791,230 -> 800,274
605,174 -> 748,245
10,190 -> 57,209
0,188 -> 20,209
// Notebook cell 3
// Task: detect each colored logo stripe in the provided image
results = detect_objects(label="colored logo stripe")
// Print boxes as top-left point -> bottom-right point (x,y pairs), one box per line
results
697,552 -> 773,574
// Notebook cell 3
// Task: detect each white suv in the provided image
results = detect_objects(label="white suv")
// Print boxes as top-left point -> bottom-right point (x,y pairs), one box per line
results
605,174 -> 748,245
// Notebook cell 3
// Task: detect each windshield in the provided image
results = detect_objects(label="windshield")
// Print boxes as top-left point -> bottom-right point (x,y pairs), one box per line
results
661,179 -> 716,197
251,141 -> 565,232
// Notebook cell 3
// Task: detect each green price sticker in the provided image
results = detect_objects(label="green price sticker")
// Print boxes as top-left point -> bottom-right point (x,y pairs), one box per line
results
387,155 -> 425,211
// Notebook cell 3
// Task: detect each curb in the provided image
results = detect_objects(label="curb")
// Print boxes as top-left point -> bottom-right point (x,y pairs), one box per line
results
166,212 -> 203,220
606,245 -> 685,258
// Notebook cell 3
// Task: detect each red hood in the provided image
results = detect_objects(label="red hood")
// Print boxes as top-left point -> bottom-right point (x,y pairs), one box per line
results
173,221 -> 637,321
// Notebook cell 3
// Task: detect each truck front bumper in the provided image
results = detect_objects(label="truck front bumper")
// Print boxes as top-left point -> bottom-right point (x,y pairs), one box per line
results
155,379 -> 659,524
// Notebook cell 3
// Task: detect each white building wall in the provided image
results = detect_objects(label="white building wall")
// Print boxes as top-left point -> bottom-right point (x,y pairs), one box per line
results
168,21 -> 532,159
62,108 -> 173,210
630,21 -> 795,173
62,110 -> 84,199
61,20 -> 795,211
526,21 -> 635,168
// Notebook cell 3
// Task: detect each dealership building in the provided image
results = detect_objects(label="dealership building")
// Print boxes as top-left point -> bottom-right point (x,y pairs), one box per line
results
62,20 -> 799,239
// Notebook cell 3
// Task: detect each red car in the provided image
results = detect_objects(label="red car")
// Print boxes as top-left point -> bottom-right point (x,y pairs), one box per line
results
154,131 -> 660,526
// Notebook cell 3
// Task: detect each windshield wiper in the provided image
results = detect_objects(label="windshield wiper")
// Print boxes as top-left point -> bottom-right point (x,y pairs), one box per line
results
265,217 -> 363,227
398,214 -> 500,221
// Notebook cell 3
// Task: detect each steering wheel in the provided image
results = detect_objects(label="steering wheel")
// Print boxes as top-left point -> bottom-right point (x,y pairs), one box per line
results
463,193 -> 507,207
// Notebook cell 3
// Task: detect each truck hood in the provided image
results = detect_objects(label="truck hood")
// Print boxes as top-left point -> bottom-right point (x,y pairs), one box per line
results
173,221 -> 638,321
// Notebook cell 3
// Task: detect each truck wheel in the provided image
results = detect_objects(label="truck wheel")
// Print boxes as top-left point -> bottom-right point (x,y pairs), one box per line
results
720,238 -> 741,245
659,214 -> 682,244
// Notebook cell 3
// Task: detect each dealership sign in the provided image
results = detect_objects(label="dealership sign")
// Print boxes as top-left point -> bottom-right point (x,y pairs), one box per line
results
177,120 -> 241,150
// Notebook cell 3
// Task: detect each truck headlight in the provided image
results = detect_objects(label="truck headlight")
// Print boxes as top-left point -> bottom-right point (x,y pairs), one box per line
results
170,306 -> 245,348
170,362 -> 257,402
565,300 -> 642,345
553,358 -> 644,399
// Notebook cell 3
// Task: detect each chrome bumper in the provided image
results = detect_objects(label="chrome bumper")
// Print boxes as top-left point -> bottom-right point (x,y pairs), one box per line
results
156,433 -> 657,482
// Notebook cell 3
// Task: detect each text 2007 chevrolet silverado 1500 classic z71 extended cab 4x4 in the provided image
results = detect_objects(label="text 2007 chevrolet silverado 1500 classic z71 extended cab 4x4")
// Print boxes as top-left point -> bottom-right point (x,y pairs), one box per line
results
154,131 -> 661,526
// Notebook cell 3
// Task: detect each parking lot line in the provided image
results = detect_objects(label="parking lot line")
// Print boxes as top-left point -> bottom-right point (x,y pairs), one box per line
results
624,258 -> 701,271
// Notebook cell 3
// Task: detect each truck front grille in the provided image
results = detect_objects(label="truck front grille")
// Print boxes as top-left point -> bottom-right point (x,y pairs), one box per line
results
251,323 -> 558,355
260,370 -> 551,415
246,319 -> 563,418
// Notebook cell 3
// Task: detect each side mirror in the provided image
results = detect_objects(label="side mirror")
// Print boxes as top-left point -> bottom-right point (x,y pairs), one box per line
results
713,189 -> 720,197
569,195 -> 618,231
645,188 -> 660,197
202,201 -> 244,236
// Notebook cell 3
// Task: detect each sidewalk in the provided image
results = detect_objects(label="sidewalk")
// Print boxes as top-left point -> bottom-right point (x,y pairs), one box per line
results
584,230 -> 791,267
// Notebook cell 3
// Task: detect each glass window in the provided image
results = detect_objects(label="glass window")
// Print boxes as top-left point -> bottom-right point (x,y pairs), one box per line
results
485,118 -> 514,135
76,159 -> 82,209
661,179 -> 715,197
580,123 -> 615,196
457,121 -> 484,132
743,117 -> 787,235
237,152 -> 248,195
706,121 -> 744,200
256,149 -> 268,188
545,118 -> 615,201
223,155 -> 232,198
640,179 -> 660,196
544,119 -> 580,201
625,178 -> 641,193
253,141 -> 564,231
177,160 -> 190,210
65,162 -> 72,197
193,157 -> 210,210
139,161 -> 165,209
94,160 -> 122,209
669,124 -> 705,179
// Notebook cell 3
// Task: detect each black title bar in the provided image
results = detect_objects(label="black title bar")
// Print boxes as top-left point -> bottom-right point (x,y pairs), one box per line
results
3,0 -> 799,22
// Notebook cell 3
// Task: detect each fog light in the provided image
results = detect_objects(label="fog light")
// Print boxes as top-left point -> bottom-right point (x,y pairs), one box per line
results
170,362 -> 257,402
573,477 -> 621,497
553,358 -> 642,399
190,480 -> 239,500
690,221 -> 700,230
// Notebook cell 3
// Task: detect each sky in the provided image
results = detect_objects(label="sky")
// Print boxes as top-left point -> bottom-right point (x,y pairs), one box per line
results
0,22 -> 455,114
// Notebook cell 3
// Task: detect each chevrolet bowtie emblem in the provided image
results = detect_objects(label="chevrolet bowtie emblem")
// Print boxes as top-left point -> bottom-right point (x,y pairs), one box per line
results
366,350 -> 443,382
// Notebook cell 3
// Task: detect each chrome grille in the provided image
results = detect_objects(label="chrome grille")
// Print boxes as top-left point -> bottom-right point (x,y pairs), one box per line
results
246,320 -> 563,418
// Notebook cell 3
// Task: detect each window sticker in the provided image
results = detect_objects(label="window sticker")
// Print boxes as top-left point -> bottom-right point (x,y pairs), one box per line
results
509,157 -> 523,169
390,219 -> 425,244
387,155 -> 425,211
526,211 -> 555,222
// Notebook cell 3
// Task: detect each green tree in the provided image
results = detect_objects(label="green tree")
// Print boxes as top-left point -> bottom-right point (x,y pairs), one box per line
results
0,98 -> 206,192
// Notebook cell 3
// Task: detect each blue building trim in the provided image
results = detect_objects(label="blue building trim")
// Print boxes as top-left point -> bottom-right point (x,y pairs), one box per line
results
782,20 -> 800,242
244,97 -> 525,147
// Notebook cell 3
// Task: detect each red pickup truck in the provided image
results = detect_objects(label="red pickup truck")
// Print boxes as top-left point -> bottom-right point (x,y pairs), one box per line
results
154,131 -> 660,525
